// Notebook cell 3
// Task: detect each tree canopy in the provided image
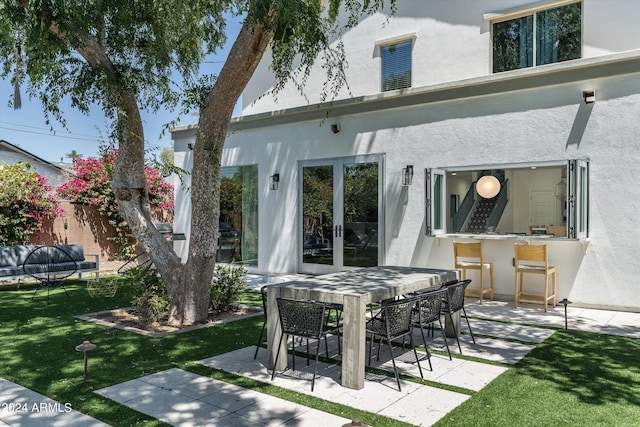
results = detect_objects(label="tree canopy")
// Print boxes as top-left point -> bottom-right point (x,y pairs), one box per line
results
0,0 -> 396,325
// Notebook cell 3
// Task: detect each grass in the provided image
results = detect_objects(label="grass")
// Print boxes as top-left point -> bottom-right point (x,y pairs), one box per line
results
433,330 -> 640,427
1,278 -> 639,426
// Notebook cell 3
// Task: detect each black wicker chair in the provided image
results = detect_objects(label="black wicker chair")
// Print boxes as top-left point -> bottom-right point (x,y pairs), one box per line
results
254,285 -> 269,359
412,287 -> 451,365
23,245 -> 77,303
117,251 -> 153,275
441,279 -> 476,353
366,297 -> 423,391
271,298 -> 340,391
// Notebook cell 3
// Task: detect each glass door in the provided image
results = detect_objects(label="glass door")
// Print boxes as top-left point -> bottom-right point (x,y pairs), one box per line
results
299,156 -> 383,274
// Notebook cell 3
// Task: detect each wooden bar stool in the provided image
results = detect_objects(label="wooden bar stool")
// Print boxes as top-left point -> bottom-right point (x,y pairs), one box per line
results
514,243 -> 556,312
453,241 -> 494,303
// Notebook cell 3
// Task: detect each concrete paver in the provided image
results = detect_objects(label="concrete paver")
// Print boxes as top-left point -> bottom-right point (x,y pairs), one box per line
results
0,378 -> 109,427
3,294 -> 639,427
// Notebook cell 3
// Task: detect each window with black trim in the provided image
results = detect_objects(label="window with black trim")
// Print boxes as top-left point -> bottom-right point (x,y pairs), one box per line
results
492,1 -> 582,73
381,40 -> 412,92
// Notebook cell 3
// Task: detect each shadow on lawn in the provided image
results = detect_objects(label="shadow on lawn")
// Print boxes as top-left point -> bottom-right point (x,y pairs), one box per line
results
519,329 -> 640,407
0,281 -> 263,394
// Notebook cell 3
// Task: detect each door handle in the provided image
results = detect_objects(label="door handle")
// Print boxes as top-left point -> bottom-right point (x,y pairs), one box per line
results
335,225 -> 342,238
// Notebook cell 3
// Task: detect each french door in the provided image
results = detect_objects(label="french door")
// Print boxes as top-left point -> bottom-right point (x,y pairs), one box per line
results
299,155 -> 384,274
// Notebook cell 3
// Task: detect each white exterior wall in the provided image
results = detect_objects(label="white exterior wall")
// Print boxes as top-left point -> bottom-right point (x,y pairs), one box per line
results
0,143 -> 65,187
243,0 -> 640,115
173,0 -> 640,312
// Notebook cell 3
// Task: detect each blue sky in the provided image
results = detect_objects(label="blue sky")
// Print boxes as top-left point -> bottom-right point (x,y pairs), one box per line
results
0,15 -> 243,164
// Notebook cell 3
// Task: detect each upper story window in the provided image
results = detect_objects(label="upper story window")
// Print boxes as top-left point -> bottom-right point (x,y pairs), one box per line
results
492,1 -> 582,73
381,39 -> 412,91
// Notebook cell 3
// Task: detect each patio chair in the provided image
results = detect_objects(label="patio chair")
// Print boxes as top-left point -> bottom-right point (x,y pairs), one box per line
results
366,296 -> 423,391
117,251 -> 153,275
324,302 -> 343,355
441,279 -> 476,354
254,285 -> 269,359
23,245 -> 77,303
514,243 -> 556,312
271,298 -> 341,391
453,241 -> 494,303
412,288 -> 451,364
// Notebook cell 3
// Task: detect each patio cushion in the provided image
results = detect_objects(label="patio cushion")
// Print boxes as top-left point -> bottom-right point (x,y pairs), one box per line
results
0,266 -> 23,278
14,245 -> 37,265
0,246 -> 18,267
76,261 -> 98,271
56,244 -> 86,261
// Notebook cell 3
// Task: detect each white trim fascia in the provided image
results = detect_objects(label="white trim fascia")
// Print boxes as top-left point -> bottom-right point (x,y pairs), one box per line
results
0,139 -> 65,173
171,49 -> 640,136
438,160 -> 581,172
375,32 -> 417,47
483,0 -> 579,21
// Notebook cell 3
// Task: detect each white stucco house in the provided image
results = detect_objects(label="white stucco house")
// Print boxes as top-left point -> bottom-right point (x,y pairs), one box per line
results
0,139 -> 67,187
173,0 -> 640,312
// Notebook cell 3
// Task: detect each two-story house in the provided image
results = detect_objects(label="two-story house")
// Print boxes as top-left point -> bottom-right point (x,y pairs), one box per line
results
172,0 -> 640,312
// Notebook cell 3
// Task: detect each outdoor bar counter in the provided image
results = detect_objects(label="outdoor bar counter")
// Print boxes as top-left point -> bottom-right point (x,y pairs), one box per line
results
428,233 -> 588,303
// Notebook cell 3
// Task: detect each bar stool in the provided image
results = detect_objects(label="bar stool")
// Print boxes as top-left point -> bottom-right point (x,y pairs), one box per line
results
453,241 -> 494,303
514,243 -> 556,312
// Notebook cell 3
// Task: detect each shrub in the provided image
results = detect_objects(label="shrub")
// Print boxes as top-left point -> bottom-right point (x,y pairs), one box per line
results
0,162 -> 62,245
210,264 -> 247,312
126,267 -> 170,327
57,149 -> 173,259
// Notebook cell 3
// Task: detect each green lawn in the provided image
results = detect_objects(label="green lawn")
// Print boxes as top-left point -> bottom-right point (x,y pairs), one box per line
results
0,279 -> 638,426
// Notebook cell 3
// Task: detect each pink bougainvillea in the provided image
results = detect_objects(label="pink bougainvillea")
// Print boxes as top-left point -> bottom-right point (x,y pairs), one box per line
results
0,162 -> 62,245
57,149 -> 173,258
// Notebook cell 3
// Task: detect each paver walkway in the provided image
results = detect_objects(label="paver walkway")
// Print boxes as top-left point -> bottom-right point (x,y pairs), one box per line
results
95,311 -> 555,426
0,378 -> 109,427
3,294 -> 639,426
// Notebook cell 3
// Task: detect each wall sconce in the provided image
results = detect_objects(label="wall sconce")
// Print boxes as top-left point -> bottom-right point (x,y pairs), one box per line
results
187,143 -> 193,150
331,123 -> 341,134
270,173 -> 280,190
582,89 -> 595,104
402,165 -> 414,186
476,175 -> 501,198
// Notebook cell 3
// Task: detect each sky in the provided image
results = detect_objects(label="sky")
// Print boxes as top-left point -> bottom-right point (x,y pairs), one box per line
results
0,15 -> 244,165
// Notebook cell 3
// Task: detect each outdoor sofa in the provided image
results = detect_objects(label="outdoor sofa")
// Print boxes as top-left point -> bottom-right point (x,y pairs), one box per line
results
0,244 -> 99,282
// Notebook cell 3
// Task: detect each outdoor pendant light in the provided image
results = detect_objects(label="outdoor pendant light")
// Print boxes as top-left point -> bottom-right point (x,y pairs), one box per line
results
476,175 -> 500,198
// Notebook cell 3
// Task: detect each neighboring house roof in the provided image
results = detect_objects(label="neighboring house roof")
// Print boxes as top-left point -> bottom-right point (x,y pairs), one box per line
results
0,139 -> 68,187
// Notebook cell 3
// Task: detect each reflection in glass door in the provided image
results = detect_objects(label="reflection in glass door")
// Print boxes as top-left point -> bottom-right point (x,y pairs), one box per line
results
343,162 -> 378,267
300,156 -> 382,273
302,165 -> 335,266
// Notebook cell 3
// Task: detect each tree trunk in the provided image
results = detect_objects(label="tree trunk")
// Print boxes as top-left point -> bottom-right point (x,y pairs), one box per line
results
174,15 -> 273,325
75,8 -> 274,326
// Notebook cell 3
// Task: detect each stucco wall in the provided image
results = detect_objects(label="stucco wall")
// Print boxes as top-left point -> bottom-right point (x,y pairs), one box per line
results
243,0 -> 640,115
173,0 -> 640,312
174,60 -> 640,312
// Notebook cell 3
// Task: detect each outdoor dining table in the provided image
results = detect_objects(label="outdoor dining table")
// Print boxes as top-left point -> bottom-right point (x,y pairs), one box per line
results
266,266 -> 460,390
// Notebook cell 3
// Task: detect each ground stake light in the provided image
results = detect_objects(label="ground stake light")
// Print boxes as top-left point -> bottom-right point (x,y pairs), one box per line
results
76,340 -> 97,387
342,419 -> 369,427
558,298 -> 572,329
